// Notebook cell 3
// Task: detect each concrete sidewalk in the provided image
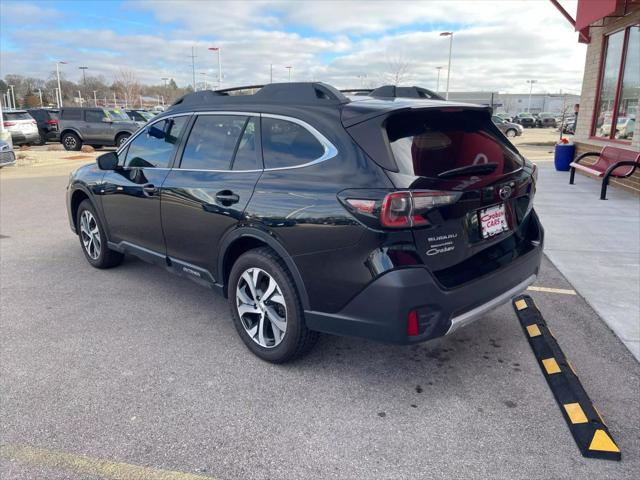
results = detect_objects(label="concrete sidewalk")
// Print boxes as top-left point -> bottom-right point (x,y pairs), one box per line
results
533,160 -> 640,361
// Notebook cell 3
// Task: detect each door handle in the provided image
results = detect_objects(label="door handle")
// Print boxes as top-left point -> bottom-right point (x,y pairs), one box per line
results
142,184 -> 157,195
215,190 -> 240,205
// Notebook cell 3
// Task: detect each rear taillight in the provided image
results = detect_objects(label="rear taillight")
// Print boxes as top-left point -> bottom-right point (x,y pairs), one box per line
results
30,120 -> 37,124
379,191 -> 461,228
3,121 -> 16,127
46,119 -> 58,125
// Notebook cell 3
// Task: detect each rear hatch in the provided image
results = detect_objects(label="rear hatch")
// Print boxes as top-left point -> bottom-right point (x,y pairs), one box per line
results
4,112 -> 38,134
344,105 -> 538,288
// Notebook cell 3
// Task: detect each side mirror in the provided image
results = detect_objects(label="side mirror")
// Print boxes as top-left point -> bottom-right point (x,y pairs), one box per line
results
97,151 -> 119,170
102,117 -> 113,123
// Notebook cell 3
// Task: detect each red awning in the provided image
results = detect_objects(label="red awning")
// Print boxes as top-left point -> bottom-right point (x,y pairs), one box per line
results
575,0 -> 621,31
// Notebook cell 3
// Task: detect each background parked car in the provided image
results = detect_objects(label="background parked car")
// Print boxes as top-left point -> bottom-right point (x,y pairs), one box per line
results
0,139 -> 16,168
58,107 -> 140,151
495,112 -> 513,122
2,110 -> 39,145
535,112 -> 557,128
513,112 -> 536,128
27,108 -> 60,144
125,109 -> 155,125
600,116 -> 636,140
491,115 -> 523,138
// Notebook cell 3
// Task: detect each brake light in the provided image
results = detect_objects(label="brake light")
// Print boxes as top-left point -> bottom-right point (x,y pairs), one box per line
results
380,191 -> 461,228
46,119 -> 58,125
3,121 -> 16,127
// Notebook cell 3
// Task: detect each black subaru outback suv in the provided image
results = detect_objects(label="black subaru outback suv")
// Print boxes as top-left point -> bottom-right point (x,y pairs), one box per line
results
66,83 -> 543,363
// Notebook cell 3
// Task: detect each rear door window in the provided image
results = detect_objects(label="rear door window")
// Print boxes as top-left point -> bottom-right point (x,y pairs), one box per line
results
85,110 -> 105,123
261,117 -> 324,169
386,110 -> 523,181
232,118 -> 260,170
180,115 -> 248,170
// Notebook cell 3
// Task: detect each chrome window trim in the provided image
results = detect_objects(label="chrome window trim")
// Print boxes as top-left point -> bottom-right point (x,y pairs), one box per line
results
116,112 -> 193,155
116,110 -> 338,173
261,113 -> 338,171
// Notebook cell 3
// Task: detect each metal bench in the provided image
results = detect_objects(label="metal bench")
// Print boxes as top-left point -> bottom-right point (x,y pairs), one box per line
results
569,146 -> 640,200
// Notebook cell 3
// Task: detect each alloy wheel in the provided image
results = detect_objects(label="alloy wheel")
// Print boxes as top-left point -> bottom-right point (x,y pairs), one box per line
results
79,210 -> 101,260
64,136 -> 77,149
236,267 -> 287,348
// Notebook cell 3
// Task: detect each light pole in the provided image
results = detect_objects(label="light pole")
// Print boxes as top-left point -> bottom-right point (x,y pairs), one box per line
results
55,61 -> 67,107
526,80 -> 538,112
200,72 -> 209,90
37,89 -> 43,107
78,66 -> 88,86
113,92 -> 117,108
8,85 -> 15,109
439,32 -> 454,99
286,66 -> 292,82
93,90 -> 98,107
208,47 -> 222,89
435,66 -> 443,93
77,90 -> 83,107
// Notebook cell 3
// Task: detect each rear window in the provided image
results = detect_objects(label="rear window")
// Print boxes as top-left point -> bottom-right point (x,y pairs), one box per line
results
386,110 -> 523,180
5,112 -> 32,121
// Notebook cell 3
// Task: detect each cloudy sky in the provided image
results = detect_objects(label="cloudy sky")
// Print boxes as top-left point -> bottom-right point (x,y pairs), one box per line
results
0,0 -> 586,94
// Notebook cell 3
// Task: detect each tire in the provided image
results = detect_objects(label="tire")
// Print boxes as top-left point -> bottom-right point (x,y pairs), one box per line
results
228,247 -> 318,363
115,133 -> 130,148
62,132 -> 82,151
506,129 -> 517,138
89,145 -> 103,150
76,200 -> 124,269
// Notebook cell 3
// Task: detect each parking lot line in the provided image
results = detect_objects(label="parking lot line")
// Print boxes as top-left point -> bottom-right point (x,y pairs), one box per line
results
527,286 -> 577,295
0,444 -> 216,480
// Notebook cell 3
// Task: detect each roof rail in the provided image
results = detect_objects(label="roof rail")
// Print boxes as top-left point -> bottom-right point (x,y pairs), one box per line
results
171,82 -> 350,108
340,88 -> 373,95
369,85 -> 445,101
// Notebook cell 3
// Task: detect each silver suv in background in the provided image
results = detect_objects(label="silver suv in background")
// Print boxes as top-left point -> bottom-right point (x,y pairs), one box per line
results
2,110 -> 39,145
58,107 -> 140,151
492,115 -> 523,138
0,140 -> 16,168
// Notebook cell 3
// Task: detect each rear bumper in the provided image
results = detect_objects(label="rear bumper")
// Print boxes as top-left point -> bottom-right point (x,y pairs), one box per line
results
305,212 -> 543,344
10,131 -> 39,144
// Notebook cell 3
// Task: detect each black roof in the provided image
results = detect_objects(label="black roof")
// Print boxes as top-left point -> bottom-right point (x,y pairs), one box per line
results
171,82 -> 349,109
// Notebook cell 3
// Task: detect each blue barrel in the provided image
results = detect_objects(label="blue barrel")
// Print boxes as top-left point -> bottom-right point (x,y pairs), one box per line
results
554,143 -> 575,171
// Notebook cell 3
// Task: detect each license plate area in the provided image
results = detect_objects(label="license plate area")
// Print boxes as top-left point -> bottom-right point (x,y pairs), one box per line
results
479,203 -> 509,239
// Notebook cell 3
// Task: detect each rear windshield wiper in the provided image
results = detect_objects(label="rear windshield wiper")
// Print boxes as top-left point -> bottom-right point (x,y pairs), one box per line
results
437,163 -> 498,179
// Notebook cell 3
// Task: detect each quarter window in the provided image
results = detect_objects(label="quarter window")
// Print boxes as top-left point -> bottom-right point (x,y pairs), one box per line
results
261,117 -> 324,169
180,115 -> 248,170
593,25 -> 638,142
124,116 -> 188,168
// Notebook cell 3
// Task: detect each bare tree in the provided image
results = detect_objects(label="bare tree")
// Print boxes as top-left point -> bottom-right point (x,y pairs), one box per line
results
381,55 -> 411,86
114,69 -> 141,107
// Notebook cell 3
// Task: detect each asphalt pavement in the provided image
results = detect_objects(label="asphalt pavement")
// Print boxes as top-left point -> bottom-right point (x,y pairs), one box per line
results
1,168 -> 639,479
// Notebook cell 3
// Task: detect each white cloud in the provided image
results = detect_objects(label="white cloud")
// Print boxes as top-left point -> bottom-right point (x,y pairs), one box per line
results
0,0 -> 586,94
